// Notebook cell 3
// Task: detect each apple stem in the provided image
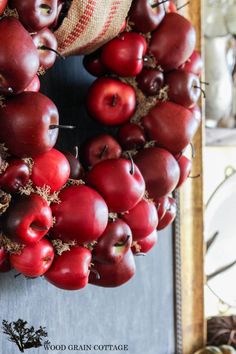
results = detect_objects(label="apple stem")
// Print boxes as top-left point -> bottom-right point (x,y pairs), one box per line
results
39,4 -> 52,14
73,146 -> 79,159
135,252 -> 146,257
151,0 -> 169,8
115,235 -> 131,247
111,94 -> 118,107
188,173 -> 201,179
0,86 -> 13,94
49,124 -> 76,130
38,45 -> 65,60
90,268 -> 100,280
127,152 -> 135,175
193,85 -> 206,98
200,81 -> 210,86
176,1 -> 190,11
99,145 -> 109,159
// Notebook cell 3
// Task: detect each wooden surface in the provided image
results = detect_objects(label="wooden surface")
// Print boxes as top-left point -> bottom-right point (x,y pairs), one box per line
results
179,1 -> 206,353
0,57 -> 176,354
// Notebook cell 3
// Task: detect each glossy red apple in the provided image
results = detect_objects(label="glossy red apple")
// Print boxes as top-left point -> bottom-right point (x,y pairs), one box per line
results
86,78 -> 136,126
89,249 -> 136,288
0,0 -> 7,14
3,194 -> 53,244
0,17 -> 39,95
93,219 -> 132,264
134,147 -> 180,198
32,28 -> 58,70
157,196 -> 176,230
24,75 -> 41,92
31,148 -> 70,192
0,159 -> 30,193
150,12 -> 196,71
101,32 -> 147,77
118,123 -> 146,150
50,185 -> 108,243
82,134 -> 122,168
165,70 -> 201,108
176,155 -> 192,188
181,50 -> 203,76
10,0 -> 58,31
129,0 -> 166,33
121,199 -> 158,241
63,150 -> 85,180
154,195 -> 169,220
0,92 -> 59,157
141,101 -> 199,154
45,246 -> 92,290
87,158 -> 145,213
83,49 -> 108,77
137,68 -> 164,96
10,238 -> 54,277
132,230 -> 158,254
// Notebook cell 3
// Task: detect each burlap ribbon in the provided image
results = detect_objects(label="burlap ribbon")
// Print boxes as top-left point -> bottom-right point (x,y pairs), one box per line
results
54,0 -> 132,57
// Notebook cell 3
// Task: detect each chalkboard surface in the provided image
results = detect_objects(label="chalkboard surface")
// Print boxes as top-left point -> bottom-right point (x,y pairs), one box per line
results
0,56 -> 176,354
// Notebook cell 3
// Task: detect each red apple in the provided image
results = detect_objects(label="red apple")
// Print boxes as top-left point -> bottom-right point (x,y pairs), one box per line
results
2,194 -> 53,244
129,0 -> 166,33
137,68 -> 164,96
154,195 -> 170,220
0,17 -> 39,95
93,219 -> 132,264
63,150 -> 85,180
157,196 -> 176,230
141,101 -> 199,154
45,246 -> 92,290
121,198 -> 158,241
180,50 -> 203,76
31,148 -> 70,192
118,123 -> 146,150
24,75 -> 40,92
0,92 -> 59,157
83,49 -> 108,77
86,77 -> 136,126
150,12 -> 196,71
10,238 -> 54,277
89,250 -> 136,288
134,147 -> 180,199
132,230 -> 158,254
176,155 -> 192,188
50,185 -> 108,244
32,28 -> 58,70
87,158 -> 145,213
0,159 -> 30,193
101,32 -> 147,77
10,0 -> 58,31
82,134 -> 122,168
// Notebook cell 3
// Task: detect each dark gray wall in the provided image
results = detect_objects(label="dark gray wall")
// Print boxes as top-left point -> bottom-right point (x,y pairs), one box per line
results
0,57 -> 176,354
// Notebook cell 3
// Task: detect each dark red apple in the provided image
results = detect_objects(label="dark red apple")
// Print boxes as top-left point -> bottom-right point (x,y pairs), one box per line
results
50,185 -> 108,244
121,198 -> 158,241
154,195 -> 169,220
31,148 -> 70,192
176,155 -> 192,188
157,196 -> 176,230
93,219 -> 132,264
150,12 -> 196,71
87,158 -> 145,213
10,238 -> 54,277
141,101 -> 199,154
132,230 -> 158,254
32,28 -> 58,70
10,0 -> 58,31
3,194 -> 53,244
137,68 -> 164,96
0,92 -> 59,157
0,159 -> 30,193
63,150 -> 85,180
82,134 -> 122,168
165,70 -> 201,108
134,147 -> 180,199
45,246 -> 92,290
89,249 -> 136,288
86,78 -> 136,126
0,17 -> 39,95
83,49 -> 108,77
118,123 -> 146,150
129,0 -> 166,33
101,32 -> 147,77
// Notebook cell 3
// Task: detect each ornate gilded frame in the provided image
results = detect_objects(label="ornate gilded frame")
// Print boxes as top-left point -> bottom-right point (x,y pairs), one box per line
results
174,2 -> 205,353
